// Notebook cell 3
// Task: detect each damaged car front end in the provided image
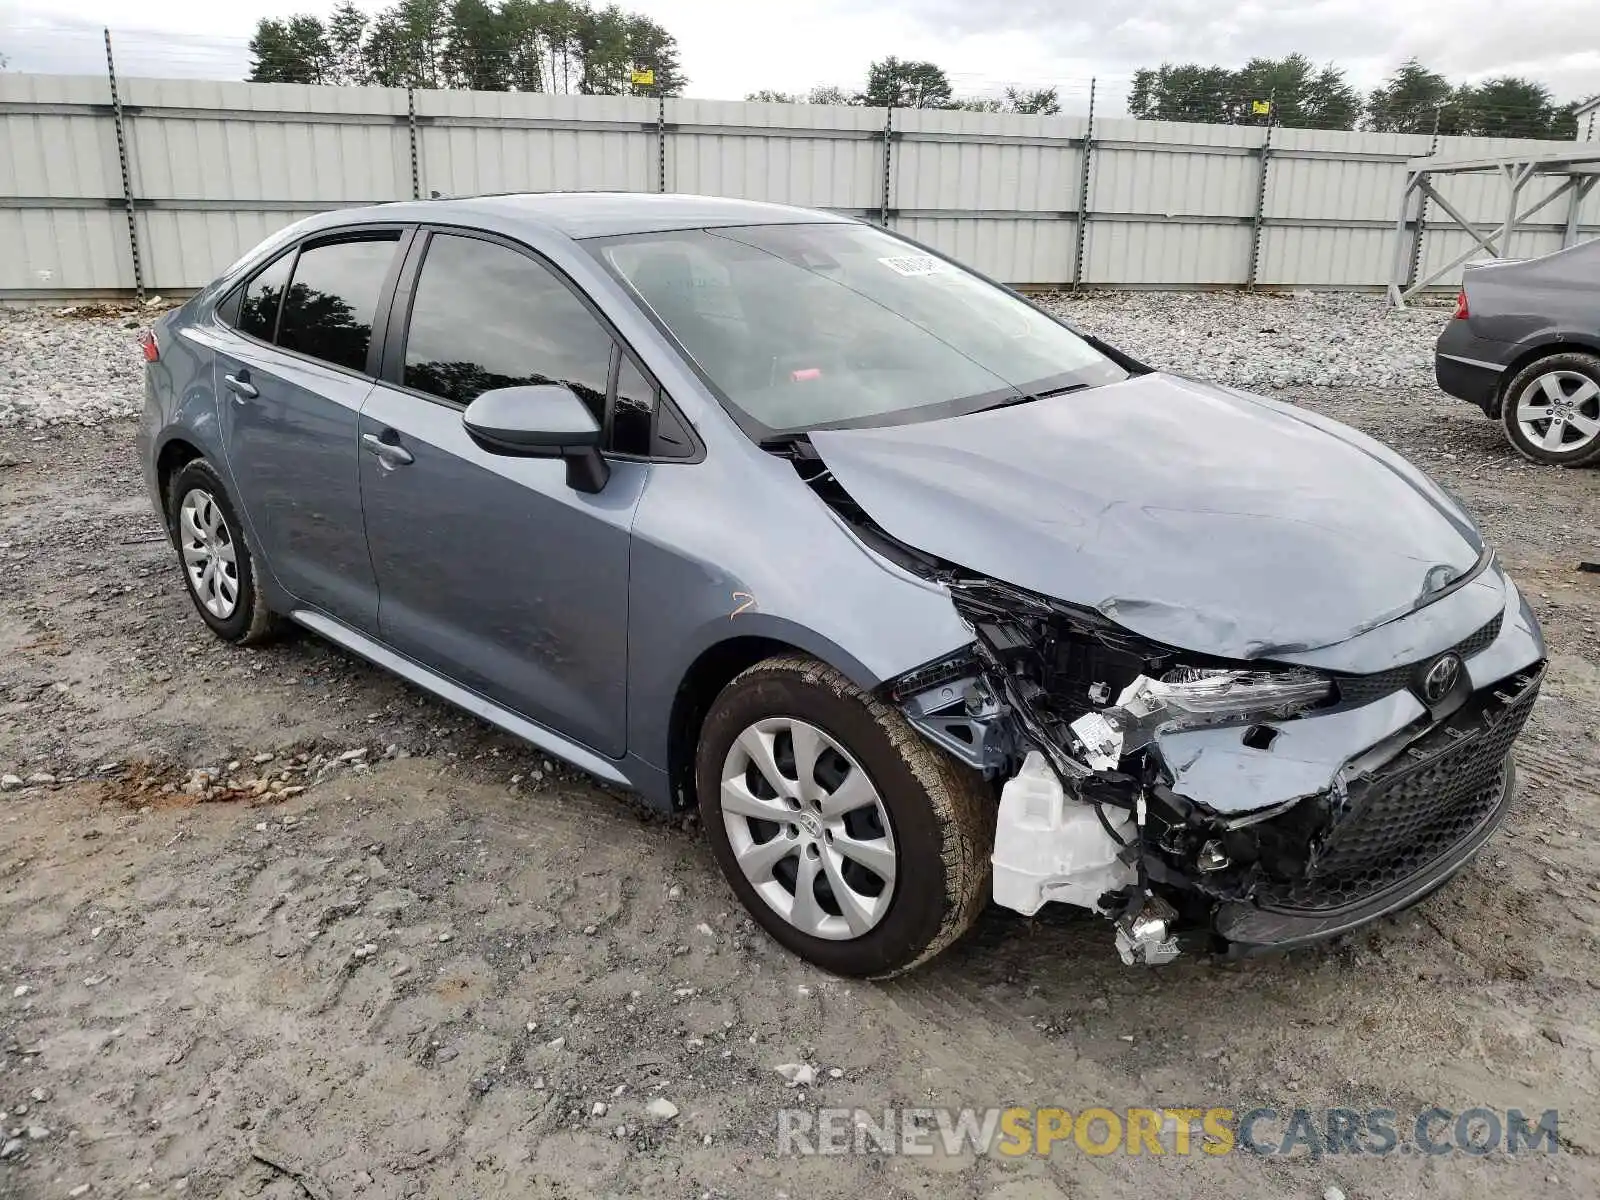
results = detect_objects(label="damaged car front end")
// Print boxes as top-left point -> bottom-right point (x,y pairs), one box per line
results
883,576 -> 1542,963
799,374 -> 1546,965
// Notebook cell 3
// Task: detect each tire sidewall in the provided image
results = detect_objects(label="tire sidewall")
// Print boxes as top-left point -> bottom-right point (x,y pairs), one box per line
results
166,459 -> 260,642
1499,353 -> 1600,467
695,663 -> 959,977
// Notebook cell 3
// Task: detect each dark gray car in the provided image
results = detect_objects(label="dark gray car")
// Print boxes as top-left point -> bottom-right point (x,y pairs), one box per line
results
139,193 -> 1545,977
1435,237 -> 1600,465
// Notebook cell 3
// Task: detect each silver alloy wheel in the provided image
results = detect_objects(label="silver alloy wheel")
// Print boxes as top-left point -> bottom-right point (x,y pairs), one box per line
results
719,717 -> 897,941
178,488 -> 240,620
1514,369 -> 1600,454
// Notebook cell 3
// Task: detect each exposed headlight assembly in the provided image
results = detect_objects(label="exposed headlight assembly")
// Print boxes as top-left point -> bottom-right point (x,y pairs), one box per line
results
1070,667 -> 1331,770
1124,668 -> 1331,722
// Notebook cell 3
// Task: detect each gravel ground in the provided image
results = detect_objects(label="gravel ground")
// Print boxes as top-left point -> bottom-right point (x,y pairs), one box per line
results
1043,291 -> 1454,390
1,299 -> 1598,1200
0,305 -> 159,429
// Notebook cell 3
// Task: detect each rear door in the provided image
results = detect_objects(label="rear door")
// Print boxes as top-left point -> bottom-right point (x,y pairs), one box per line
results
214,228 -> 410,632
357,230 -> 656,757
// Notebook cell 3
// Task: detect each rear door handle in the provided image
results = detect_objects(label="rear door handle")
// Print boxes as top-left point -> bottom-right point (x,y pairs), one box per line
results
362,432 -> 414,467
223,373 -> 258,400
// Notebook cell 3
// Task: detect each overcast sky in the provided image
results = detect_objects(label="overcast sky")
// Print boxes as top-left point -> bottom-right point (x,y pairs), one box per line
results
4,0 -> 1598,110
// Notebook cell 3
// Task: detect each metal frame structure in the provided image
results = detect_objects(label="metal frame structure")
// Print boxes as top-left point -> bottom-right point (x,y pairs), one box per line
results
1575,95 -> 1599,143
1388,146 -> 1600,306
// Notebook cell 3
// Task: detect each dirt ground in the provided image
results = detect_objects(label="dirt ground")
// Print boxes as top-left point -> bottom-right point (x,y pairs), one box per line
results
2,379 -> 1599,1200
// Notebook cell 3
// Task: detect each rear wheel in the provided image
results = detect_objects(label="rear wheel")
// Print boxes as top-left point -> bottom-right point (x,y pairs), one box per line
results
1499,352 -> 1600,466
696,655 -> 992,978
165,458 -> 280,644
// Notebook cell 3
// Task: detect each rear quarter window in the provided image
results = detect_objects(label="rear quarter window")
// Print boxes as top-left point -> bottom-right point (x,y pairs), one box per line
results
233,253 -> 293,342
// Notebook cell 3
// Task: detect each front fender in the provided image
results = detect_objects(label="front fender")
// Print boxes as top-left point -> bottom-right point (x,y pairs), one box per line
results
624,449 -> 973,770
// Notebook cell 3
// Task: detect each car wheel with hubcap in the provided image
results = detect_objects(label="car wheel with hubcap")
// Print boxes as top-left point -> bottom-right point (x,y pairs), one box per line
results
696,654 -> 992,978
165,458 -> 280,644
1499,352 -> 1600,467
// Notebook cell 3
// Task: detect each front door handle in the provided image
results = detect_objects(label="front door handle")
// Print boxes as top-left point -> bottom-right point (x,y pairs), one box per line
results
223,373 -> 258,401
362,432 -> 414,468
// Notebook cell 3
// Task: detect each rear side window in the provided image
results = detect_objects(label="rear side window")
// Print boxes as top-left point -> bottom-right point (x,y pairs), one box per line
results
402,233 -> 613,420
277,236 -> 399,373
236,253 -> 292,341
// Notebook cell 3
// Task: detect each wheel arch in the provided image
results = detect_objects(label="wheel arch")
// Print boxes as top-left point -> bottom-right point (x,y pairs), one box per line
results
663,627 -> 879,812
154,435 -> 205,527
1492,336 -> 1600,416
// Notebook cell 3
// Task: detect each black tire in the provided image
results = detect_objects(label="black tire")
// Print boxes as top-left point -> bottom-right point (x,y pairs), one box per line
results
1498,351 -> 1600,467
164,458 -> 280,644
695,654 -> 992,978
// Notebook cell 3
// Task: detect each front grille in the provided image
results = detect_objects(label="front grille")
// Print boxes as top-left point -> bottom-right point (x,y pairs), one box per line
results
1332,610 -> 1503,707
1258,667 -> 1540,912
1260,773 -> 1508,910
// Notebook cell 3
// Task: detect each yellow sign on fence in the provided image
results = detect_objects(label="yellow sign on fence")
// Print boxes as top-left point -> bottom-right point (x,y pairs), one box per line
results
1251,99 -> 1272,116
631,68 -> 655,87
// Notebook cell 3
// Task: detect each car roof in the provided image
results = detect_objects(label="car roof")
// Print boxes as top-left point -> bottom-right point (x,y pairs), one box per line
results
349,192 -> 855,240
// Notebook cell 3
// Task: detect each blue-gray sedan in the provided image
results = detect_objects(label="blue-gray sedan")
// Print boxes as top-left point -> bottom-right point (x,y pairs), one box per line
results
139,193 -> 1546,976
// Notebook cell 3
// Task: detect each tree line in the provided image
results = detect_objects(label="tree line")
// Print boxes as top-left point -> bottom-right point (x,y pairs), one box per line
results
748,58 -> 1062,115
247,0 -> 684,94
748,55 -> 1586,139
1131,55 -> 1585,139
244,14 -> 1589,141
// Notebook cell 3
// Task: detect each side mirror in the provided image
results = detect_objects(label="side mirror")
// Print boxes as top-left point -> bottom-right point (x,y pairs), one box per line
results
462,384 -> 610,493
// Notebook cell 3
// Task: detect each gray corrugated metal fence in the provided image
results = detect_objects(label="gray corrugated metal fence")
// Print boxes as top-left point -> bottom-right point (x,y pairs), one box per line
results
3,70 -> 1597,298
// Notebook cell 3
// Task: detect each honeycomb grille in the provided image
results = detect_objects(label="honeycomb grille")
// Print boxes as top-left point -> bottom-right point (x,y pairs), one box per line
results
1259,774 -> 1507,910
1332,610 -> 1504,707
1259,669 -> 1539,912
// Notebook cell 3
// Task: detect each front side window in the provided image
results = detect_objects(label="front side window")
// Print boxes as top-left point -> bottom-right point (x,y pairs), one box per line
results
235,252 -> 293,342
593,222 -> 1126,435
402,233 -> 613,421
276,236 -> 399,372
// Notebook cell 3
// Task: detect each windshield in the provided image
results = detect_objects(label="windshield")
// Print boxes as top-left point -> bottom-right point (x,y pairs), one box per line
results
592,222 -> 1126,434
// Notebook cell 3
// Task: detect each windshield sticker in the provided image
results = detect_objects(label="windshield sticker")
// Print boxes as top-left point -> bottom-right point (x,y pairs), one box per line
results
878,255 -> 942,276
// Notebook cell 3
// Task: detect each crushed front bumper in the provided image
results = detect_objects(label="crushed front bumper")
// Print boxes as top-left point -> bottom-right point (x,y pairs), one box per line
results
954,570 -> 1546,963
1214,663 -> 1540,953
896,556 -> 1547,963
1216,761 -> 1511,952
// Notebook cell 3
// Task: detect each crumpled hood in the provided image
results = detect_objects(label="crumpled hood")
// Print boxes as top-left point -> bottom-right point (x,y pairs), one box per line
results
809,372 -> 1486,659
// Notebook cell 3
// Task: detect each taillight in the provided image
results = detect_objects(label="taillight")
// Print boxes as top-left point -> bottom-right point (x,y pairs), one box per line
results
139,330 -> 160,362
1453,289 -> 1469,320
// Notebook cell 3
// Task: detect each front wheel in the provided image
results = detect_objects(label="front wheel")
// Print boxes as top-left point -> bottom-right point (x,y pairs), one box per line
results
1499,352 -> 1600,466
695,655 -> 992,978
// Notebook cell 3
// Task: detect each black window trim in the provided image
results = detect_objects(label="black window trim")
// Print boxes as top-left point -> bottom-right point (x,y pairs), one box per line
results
212,223 -> 417,383
379,223 -> 703,464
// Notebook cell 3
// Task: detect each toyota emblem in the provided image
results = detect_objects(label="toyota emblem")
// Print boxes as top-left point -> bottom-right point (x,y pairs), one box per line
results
1421,654 -> 1462,703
